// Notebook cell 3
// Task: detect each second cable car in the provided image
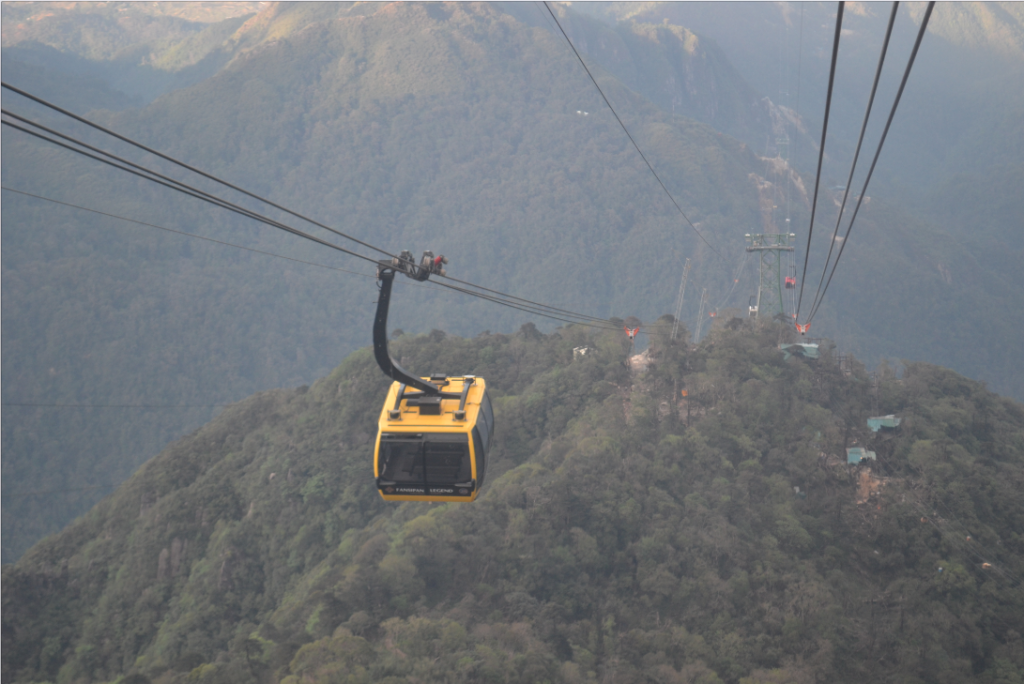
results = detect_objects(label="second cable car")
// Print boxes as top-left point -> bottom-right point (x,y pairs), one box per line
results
371,251 -> 493,503
785,265 -> 796,289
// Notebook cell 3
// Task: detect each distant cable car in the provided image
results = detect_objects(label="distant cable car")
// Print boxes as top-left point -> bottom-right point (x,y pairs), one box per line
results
785,276 -> 796,289
749,295 -> 758,318
372,251 -> 494,503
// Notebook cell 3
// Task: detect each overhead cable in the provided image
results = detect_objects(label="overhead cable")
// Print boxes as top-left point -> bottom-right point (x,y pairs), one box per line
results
807,1 -> 935,322
440,273 -> 611,325
2,133 -> 613,329
711,251 -> 750,313
807,2 -> 899,318
5,175 -> 609,331
3,87 -> 623,331
2,107 -> 303,221
1,112 -> 382,265
1,186 -> 378,279
3,185 -> 608,331
428,279 -> 630,332
4,84 -> 615,326
795,1 -> 844,321
1,81 -> 397,261
1,119 -> 381,265
795,5 -> 804,115
541,1 -> 725,262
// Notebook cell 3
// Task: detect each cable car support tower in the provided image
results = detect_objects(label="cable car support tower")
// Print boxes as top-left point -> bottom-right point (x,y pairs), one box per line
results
670,258 -> 692,341
745,232 -> 796,319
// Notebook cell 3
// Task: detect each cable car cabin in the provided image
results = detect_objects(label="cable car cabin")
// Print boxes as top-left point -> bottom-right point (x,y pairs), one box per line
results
371,253 -> 495,503
375,376 -> 493,503
784,276 -> 796,289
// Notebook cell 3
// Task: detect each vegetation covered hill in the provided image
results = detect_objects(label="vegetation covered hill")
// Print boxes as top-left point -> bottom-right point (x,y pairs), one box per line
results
2,1 -> 1022,568
4,319 -> 1024,684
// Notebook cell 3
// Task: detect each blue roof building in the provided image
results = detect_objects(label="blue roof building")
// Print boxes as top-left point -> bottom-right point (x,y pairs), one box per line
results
780,343 -> 819,360
867,415 -> 901,432
847,447 -> 878,465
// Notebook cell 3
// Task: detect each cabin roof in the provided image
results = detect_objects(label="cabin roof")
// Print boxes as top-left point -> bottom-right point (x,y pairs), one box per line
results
378,377 -> 486,429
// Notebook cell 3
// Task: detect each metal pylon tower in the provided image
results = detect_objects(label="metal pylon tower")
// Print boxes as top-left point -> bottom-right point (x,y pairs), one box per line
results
693,288 -> 708,343
745,232 -> 795,318
670,258 -> 692,341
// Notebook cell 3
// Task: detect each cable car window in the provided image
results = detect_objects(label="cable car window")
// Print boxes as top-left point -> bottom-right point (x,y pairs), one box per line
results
380,439 -> 424,483
423,436 -> 471,484
472,427 -> 486,487
479,392 -> 494,449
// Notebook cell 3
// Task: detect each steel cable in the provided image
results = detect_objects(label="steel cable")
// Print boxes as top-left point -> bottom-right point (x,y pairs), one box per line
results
3,84 -> 625,327
541,1 -> 725,262
807,1 -> 935,323
1,81 -> 397,260
795,1 -> 844,322
3,86 -> 635,331
1,186 -> 379,279
4,116 -> 618,327
806,3 -> 899,319
1,119 -> 380,264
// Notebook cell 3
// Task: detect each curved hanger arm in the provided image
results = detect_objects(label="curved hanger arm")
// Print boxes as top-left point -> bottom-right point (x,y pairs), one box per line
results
374,266 -> 441,395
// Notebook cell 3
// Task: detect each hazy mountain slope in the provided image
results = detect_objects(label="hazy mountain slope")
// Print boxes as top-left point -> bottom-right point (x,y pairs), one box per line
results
4,322 -> 1023,684
0,2 -> 261,104
0,53 -> 142,111
499,2 -> 811,154
921,1 -> 1024,57
579,1 -> 1024,316
0,2 -> 264,59
583,2 -> 1024,184
922,66 -> 1024,279
2,0 -> 1022,568
804,197 -> 1024,395
0,1 -> 764,562
566,0 -> 1024,392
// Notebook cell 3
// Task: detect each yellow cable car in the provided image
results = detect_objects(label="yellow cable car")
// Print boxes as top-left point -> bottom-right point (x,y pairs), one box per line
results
371,251 -> 493,502
374,375 -> 493,502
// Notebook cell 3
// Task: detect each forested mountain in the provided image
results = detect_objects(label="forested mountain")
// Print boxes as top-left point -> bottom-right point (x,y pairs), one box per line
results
2,0 -> 1022,566
1,2 -> 262,104
4,320 -> 1024,684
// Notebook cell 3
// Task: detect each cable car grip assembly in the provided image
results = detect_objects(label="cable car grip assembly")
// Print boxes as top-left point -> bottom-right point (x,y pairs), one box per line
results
374,250 -> 472,416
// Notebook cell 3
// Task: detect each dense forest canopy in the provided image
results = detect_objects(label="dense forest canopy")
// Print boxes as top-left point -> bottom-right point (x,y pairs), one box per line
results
1,0 -> 1021,577
4,319 -> 1024,683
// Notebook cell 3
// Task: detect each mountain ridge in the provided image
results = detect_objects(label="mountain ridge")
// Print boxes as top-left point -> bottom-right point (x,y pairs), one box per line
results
4,320 -> 1024,684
